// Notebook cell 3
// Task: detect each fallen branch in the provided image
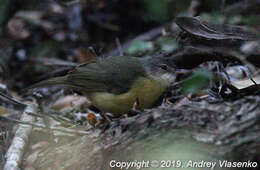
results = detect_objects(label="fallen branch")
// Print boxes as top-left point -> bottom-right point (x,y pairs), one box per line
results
4,105 -> 37,170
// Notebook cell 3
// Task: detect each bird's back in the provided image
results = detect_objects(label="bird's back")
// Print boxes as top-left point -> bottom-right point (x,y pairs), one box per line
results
67,56 -> 146,94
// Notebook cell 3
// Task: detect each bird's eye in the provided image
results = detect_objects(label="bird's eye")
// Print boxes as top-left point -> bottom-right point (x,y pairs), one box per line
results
159,64 -> 168,70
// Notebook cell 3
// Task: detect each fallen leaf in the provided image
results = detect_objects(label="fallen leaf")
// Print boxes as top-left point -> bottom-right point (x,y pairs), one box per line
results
51,95 -> 91,111
87,113 -> 97,127
230,75 -> 260,90
31,141 -> 50,150
7,18 -> 30,39
75,48 -> 96,64
0,106 -> 8,115
25,150 -> 41,166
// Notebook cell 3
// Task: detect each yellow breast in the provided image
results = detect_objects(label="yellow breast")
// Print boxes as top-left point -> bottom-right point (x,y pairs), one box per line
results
86,77 -> 169,115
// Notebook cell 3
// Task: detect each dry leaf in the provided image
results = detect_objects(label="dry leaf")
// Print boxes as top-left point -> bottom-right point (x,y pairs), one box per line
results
24,164 -> 36,170
231,75 -> 260,90
0,106 -> 8,115
31,141 -> 50,150
25,150 -> 41,166
226,65 -> 250,81
7,18 -> 30,39
51,95 -> 91,111
75,48 -> 96,64
87,113 -> 97,127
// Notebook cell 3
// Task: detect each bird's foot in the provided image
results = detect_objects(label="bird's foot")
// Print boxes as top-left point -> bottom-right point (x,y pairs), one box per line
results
99,112 -> 112,123
129,109 -> 142,116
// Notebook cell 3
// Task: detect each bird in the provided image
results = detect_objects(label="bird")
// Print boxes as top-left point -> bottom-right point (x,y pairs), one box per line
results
25,55 -> 175,116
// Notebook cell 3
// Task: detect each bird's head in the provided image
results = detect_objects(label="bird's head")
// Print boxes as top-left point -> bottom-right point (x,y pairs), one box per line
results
138,56 -> 176,83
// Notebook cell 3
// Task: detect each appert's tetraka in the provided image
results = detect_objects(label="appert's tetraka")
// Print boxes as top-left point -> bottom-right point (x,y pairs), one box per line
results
26,55 -> 175,116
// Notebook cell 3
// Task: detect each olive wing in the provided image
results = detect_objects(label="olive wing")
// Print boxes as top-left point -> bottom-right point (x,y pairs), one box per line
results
67,56 -> 146,94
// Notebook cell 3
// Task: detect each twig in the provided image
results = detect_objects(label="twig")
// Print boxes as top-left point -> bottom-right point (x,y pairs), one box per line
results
32,57 -> 77,67
26,111 -> 74,125
0,112 -> 90,136
0,91 -> 27,108
115,37 -> 123,56
4,105 -> 37,170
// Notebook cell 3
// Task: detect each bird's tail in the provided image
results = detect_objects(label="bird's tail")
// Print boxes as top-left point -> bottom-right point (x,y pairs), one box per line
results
24,76 -> 68,91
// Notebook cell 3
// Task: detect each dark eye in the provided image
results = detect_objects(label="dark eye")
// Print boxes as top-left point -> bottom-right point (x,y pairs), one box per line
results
159,64 -> 168,70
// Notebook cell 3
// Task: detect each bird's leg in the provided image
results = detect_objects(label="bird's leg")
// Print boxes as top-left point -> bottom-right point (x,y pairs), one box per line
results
132,97 -> 139,110
165,98 -> 174,105
161,89 -> 173,107
129,98 -> 142,116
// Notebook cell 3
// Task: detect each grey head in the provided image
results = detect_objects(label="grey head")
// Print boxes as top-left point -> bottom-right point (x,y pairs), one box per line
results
138,55 -> 176,75
138,55 -> 176,82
